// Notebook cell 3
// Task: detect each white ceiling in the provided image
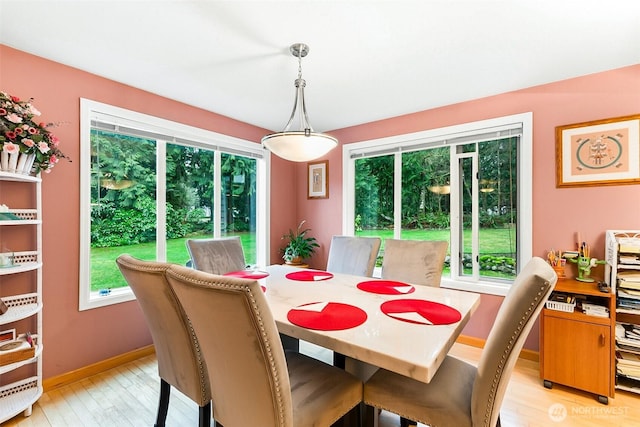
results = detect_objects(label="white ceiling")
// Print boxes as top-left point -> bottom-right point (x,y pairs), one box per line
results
2,1 -> 639,132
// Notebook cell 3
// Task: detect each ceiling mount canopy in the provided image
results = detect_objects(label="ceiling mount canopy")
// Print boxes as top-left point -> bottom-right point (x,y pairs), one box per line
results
261,43 -> 338,162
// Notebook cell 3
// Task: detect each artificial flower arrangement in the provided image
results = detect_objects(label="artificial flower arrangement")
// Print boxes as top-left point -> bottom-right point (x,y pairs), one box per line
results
0,91 -> 69,174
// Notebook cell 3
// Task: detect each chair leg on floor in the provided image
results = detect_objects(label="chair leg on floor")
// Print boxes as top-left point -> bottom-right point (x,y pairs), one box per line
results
199,401 -> 211,427
154,379 -> 171,427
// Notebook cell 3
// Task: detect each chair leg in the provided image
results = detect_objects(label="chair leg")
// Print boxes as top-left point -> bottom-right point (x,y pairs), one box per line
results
199,401 -> 211,427
154,379 -> 171,427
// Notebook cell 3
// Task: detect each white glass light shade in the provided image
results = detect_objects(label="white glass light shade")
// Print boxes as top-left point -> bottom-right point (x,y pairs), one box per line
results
262,131 -> 338,162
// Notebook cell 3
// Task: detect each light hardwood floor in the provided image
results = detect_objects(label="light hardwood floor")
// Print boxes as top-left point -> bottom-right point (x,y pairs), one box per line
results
2,342 -> 639,427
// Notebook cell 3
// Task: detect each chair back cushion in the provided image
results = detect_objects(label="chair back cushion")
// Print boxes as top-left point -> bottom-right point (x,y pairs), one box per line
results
115,255 -> 210,406
381,239 -> 448,286
471,256 -> 557,427
186,236 -> 246,274
326,236 -> 381,277
166,265 -> 293,426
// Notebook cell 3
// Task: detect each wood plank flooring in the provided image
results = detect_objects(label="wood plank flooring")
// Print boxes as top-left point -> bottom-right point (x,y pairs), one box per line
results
2,342 -> 638,426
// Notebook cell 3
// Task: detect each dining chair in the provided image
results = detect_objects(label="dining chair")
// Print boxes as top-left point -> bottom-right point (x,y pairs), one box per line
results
186,236 -> 246,275
165,264 -> 364,427
115,254 -> 212,427
381,239 -> 448,287
325,235 -> 382,367
326,235 -> 382,277
363,256 -> 557,427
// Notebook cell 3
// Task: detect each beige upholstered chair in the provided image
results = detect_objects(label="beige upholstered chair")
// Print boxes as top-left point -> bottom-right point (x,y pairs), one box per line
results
326,235 -> 381,277
186,236 -> 246,274
165,264 -> 364,427
381,239 -> 448,287
115,255 -> 211,427
364,256 -> 557,427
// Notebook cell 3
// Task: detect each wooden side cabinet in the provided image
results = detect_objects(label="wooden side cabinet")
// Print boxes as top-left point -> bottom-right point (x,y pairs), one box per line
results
540,279 -> 615,404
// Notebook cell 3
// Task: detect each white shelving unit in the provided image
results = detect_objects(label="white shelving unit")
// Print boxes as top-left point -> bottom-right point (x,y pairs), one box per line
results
0,171 -> 43,423
605,229 -> 640,396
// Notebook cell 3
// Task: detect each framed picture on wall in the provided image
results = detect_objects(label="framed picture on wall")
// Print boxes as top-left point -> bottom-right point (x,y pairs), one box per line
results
556,114 -> 640,187
308,160 -> 328,199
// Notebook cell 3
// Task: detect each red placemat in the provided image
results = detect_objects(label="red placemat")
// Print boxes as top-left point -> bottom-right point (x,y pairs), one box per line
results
287,302 -> 367,331
380,299 -> 461,325
224,270 -> 269,279
357,280 -> 415,295
285,270 -> 334,281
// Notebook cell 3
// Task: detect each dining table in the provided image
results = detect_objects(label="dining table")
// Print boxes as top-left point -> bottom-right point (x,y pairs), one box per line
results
253,264 -> 481,382
232,264 -> 481,425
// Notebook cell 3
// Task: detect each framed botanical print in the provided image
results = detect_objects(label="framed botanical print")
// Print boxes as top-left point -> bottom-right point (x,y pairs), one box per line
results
308,160 -> 328,199
556,114 -> 640,187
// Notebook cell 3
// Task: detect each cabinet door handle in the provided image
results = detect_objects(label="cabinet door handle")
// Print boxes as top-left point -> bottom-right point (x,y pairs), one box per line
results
600,333 -> 606,346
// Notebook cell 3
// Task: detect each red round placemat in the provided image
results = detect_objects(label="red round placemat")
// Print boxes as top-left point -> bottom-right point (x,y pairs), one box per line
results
380,299 -> 461,325
285,270 -> 334,281
357,280 -> 415,295
287,302 -> 367,331
224,270 -> 269,279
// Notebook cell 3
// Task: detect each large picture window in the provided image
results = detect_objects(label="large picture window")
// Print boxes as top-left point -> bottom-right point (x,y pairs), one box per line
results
344,113 -> 532,295
80,99 -> 268,310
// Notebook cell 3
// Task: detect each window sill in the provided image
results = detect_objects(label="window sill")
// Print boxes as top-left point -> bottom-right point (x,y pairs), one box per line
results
79,287 -> 135,311
372,266 -> 509,296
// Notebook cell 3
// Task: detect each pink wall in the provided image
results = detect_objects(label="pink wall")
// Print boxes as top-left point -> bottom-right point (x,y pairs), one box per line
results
299,64 -> 640,350
2,43 -> 638,380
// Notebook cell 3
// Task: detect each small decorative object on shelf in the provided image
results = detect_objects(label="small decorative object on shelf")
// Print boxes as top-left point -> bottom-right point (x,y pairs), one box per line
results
0,90 -> 70,175
0,252 -> 13,268
566,236 -> 605,282
546,249 -> 566,278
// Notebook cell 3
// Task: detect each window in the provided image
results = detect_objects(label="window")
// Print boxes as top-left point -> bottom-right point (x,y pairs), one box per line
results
343,113 -> 532,296
80,99 -> 268,310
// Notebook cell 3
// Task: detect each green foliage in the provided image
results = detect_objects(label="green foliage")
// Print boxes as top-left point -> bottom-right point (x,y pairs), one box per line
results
454,254 -> 516,276
281,220 -> 319,262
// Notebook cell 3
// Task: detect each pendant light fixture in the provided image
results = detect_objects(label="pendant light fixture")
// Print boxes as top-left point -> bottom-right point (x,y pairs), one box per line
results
261,43 -> 338,162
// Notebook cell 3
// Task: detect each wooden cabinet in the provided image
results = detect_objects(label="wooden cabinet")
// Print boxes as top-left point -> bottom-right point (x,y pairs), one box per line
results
540,279 -> 615,404
0,172 -> 43,423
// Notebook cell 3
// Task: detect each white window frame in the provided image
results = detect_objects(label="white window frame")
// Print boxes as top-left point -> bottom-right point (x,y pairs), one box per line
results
79,99 -> 269,310
343,112 -> 532,296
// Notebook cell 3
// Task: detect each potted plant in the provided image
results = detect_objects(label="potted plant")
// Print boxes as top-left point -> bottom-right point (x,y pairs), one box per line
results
281,220 -> 319,265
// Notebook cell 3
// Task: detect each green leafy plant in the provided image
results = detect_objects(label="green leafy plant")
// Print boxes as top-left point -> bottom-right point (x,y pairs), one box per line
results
281,220 -> 319,264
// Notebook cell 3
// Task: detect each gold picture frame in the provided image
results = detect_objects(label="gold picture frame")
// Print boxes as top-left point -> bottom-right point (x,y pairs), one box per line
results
556,114 -> 640,187
307,160 -> 328,199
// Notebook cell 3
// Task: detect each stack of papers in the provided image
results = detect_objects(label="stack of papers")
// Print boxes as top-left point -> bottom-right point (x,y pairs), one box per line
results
620,254 -> 640,265
619,237 -> 640,254
617,351 -> 640,380
616,323 -> 640,350
618,271 -> 640,291
581,302 -> 609,318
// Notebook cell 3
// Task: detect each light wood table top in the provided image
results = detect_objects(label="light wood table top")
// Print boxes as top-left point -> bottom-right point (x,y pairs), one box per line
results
261,264 -> 481,383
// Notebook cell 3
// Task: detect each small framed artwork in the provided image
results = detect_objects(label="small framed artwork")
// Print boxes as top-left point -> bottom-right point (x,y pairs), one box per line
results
556,114 -> 640,187
308,160 -> 329,199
